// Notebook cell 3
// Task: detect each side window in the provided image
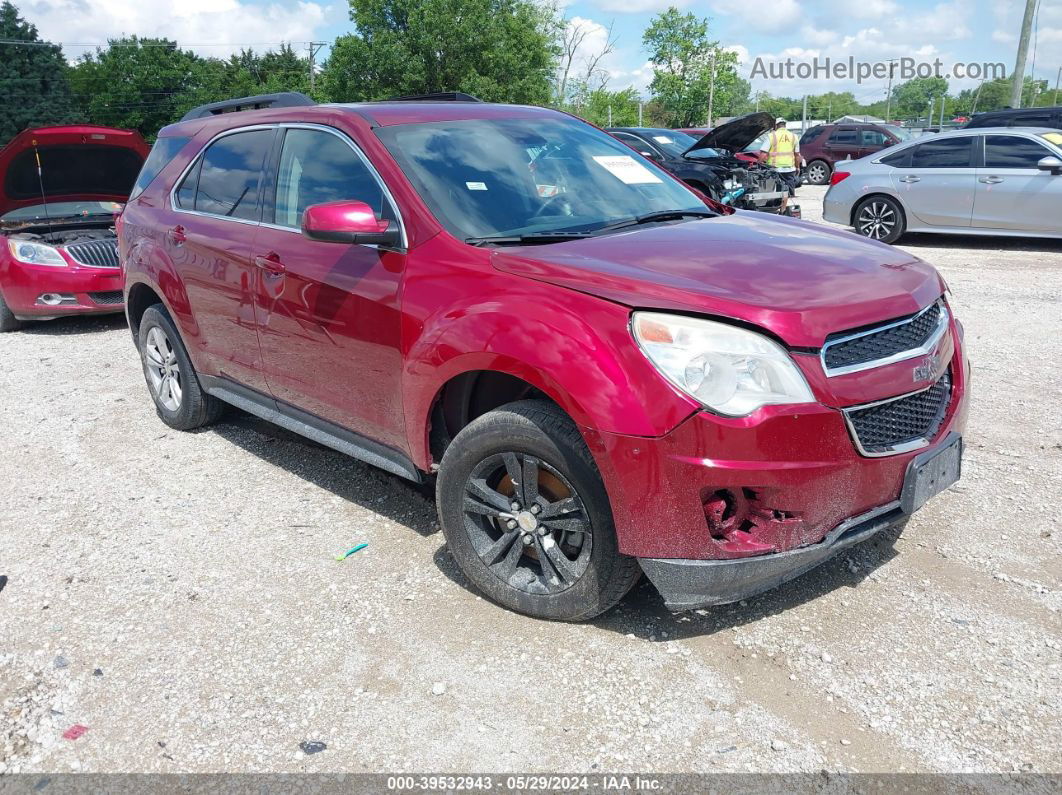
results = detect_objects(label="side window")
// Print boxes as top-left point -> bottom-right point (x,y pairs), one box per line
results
181,130 -> 273,220
1009,113 -> 1052,128
828,128 -> 858,145
880,148 -> 911,167
271,128 -> 387,229
130,136 -> 189,200
984,135 -> 1054,168
801,125 -> 825,143
909,137 -> 973,168
861,129 -> 889,147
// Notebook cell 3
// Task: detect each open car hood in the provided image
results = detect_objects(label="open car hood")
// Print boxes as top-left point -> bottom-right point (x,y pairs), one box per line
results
490,212 -> 943,349
683,112 -> 775,155
0,125 -> 149,216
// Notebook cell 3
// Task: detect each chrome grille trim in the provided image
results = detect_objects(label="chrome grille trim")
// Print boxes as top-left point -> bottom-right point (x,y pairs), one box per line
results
65,239 -> 120,268
821,300 -> 949,377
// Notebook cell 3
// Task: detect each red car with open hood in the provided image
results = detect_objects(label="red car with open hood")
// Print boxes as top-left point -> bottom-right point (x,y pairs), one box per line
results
0,125 -> 149,331
120,93 -> 969,620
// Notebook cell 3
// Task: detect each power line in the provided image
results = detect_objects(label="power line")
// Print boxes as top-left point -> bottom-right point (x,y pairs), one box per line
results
0,39 -> 318,48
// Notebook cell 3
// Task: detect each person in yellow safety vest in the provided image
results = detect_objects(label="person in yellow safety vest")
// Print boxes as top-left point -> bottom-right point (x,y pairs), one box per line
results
758,118 -> 802,204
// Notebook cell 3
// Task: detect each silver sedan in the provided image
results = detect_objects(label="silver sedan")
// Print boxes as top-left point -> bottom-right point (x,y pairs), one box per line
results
822,127 -> 1062,243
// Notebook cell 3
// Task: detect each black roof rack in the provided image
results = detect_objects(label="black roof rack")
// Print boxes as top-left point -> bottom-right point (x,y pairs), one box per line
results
180,92 -> 316,121
383,92 -> 484,103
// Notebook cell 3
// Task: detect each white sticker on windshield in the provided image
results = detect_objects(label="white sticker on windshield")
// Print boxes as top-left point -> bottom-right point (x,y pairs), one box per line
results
466,181 -> 488,190
652,135 -> 674,144
592,155 -> 663,185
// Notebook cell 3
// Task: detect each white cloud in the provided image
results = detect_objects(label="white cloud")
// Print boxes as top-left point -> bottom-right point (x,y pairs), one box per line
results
846,0 -> 899,19
20,0 -> 342,60
590,0 -> 690,12
713,0 -> 800,33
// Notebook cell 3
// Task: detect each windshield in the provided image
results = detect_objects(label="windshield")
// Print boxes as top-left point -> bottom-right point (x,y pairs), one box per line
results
883,125 -> 912,141
639,130 -> 698,158
376,118 -> 705,241
1,201 -> 122,223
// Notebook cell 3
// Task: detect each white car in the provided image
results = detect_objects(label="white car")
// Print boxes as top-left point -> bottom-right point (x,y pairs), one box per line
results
822,127 -> 1062,243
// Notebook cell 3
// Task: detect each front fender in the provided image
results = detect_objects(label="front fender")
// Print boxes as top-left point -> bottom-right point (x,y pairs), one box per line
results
401,250 -> 698,470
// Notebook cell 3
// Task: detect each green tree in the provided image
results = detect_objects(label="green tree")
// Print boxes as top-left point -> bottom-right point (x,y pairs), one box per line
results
955,75 -> 1051,115
571,87 -> 644,127
320,0 -> 559,104
642,8 -> 743,128
889,76 -> 948,119
0,1 -> 79,141
68,37 -> 208,137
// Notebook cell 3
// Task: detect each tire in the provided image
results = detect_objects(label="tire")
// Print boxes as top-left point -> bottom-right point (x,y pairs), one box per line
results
436,399 -> 641,621
0,291 -> 22,332
853,195 -> 906,244
137,304 -> 224,430
806,159 -> 831,185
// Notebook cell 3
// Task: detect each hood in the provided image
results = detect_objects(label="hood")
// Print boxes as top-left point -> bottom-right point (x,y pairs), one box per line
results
491,212 -> 944,348
0,126 -> 149,216
684,112 -> 775,155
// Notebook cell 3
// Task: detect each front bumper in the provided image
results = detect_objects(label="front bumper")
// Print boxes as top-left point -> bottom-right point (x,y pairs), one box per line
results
639,501 -> 905,609
0,258 -> 124,318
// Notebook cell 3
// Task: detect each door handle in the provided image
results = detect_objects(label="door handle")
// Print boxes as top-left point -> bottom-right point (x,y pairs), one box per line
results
254,252 -> 286,275
167,225 -> 186,245
899,175 -> 921,183
978,176 -> 1004,184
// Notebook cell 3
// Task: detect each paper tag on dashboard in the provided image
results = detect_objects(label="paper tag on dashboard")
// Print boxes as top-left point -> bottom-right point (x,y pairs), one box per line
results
466,181 -> 488,190
652,136 -> 673,144
592,155 -> 662,185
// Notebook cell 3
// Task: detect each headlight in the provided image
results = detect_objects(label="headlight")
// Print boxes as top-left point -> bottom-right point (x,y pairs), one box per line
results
8,240 -> 67,267
632,311 -> 815,416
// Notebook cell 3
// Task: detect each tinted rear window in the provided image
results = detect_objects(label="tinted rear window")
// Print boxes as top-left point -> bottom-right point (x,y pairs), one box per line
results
3,145 -> 144,201
176,130 -> 273,220
828,128 -> 858,145
129,136 -> 189,200
984,135 -> 1055,168
801,126 -> 825,143
910,137 -> 973,168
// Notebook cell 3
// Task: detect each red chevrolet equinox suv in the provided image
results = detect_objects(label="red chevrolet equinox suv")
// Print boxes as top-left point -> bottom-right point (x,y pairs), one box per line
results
121,92 -> 969,621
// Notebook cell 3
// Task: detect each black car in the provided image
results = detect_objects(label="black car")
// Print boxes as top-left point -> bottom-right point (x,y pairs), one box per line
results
607,114 -> 794,214
964,106 -> 1062,130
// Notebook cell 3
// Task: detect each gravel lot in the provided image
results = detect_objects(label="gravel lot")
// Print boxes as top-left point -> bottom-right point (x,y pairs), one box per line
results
2,186 -> 1060,775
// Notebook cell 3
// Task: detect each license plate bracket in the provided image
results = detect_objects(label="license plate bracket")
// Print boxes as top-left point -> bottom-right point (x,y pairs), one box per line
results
900,432 -> 963,514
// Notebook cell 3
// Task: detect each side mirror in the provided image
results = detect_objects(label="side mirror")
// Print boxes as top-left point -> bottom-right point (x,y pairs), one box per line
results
302,200 -> 402,247
1037,156 -> 1062,175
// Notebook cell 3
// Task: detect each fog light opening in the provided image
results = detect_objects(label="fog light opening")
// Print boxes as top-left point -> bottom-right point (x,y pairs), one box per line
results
37,293 -> 77,306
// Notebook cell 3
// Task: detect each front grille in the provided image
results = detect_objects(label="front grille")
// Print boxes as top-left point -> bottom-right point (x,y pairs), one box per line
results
88,291 -> 124,306
65,239 -> 119,268
823,301 -> 946,375
844,370 -> 952,456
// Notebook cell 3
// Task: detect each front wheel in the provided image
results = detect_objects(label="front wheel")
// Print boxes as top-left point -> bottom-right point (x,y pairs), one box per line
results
436,400 -> 641,621
0,291 -> 22,332
854,195 -> 906,244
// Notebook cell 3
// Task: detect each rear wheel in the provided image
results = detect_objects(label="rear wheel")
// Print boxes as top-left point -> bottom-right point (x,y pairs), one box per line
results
806,160 -> 831,185
436,400 -> 641,621
137,304 -> 224,430
0,292 -> 22,332
854,195 -> 906,244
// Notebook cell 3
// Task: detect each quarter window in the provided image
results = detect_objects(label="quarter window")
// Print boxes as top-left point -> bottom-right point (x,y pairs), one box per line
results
909,137 -> 973,168
271,128 -> 387,228
984,135 -> 1054,168
175,129 -> 273,220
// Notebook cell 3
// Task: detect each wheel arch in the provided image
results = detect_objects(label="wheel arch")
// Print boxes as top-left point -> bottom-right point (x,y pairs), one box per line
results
850,191 -> 907,229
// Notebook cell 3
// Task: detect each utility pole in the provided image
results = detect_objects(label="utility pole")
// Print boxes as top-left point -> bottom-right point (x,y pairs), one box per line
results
1054,66 -> 1061,106
939,94 -> 946,128
801,94 -> 807,134
1010,0 -> 1036,108
885,60 -> 895,121
928,97 -> 935,128
707,51 -> 717,129
307,41 -> 325,94
608,105 -> 612,127
971,78 -> 986,115
827,100 -> 832,123
638,101 -> 643,127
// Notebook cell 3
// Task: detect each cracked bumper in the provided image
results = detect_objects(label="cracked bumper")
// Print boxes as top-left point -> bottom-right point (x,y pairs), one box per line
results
638,501 -> 906,610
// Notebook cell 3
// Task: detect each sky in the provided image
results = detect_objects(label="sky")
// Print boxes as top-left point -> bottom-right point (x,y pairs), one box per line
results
17,0 -> 1062,102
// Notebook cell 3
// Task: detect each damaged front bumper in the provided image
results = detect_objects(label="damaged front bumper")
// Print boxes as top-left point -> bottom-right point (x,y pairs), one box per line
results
637,501 -> 905,610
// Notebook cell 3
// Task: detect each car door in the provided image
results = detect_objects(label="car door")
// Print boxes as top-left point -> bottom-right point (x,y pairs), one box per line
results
169,127 -> 274,392
889,135 -> 976,227
858,127 -> 892,158
973,134 -> 1062,232
250,125 -> 409,453
823,126 -> 861,165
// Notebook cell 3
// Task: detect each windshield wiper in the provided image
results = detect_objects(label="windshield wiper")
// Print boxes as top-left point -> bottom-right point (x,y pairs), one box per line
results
592,209 -> 717,235
465,232 -> 596,247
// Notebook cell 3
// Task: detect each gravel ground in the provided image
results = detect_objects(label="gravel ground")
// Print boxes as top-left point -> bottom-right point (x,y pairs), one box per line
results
1,186 -> 1060,775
